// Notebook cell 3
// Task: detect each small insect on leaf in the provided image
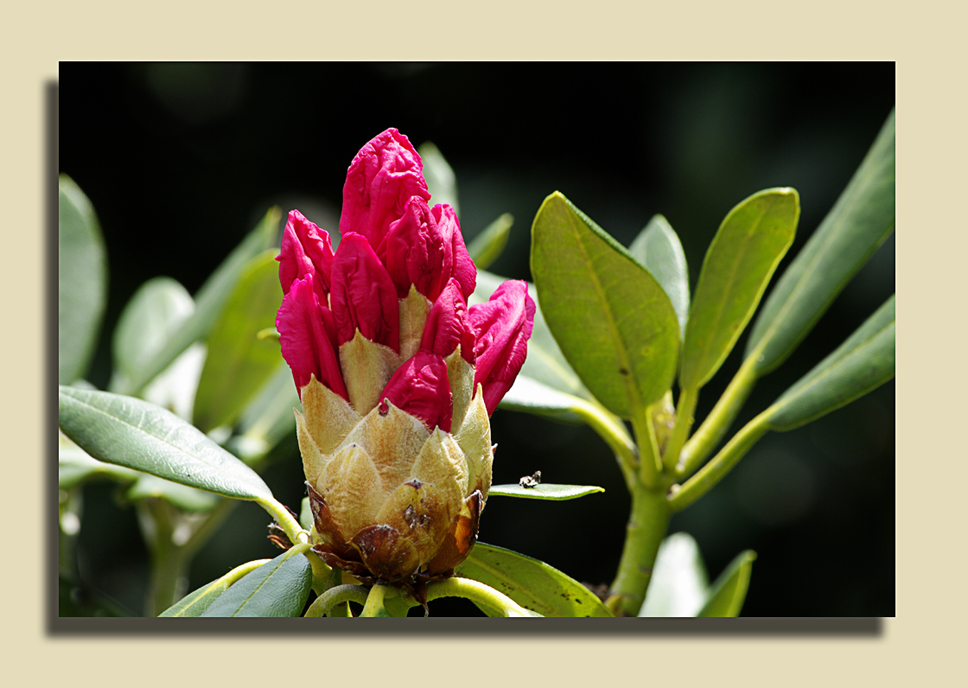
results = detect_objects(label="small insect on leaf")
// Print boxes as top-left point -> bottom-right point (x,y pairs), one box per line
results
519,471 -> 542,489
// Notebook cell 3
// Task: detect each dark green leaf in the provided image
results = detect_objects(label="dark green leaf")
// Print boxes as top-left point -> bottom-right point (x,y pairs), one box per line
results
418,141 -> 459,214
639,532 -> 709,617
200,551 -> 312,617
121,207 -> 280,396
680,188 -> 799,390
456,542 -> 612,617
488,483 -> 604,500
467,213 -> 513,270
629,214 -> 690,338
697,549 -> 756,617
110,277 -> 194,392
193,251 -> 285,433
58,386 -> 273,501
59,175 -> 107,384
531,192 -> 680,417
766,295 -> 895,431
746,110 -> 895,374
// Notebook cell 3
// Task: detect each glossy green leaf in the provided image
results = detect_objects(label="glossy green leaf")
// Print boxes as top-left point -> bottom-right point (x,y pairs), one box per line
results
746,110 -> 895,374
120,207 -> 280,396
456,542 -> 612,617
639,532 -> 709,617
629,214 -> 690,338
227,363 -> 300,463
766,295 -> 895,431
126,474 -> 220,512
680,188 -> 799,390
467,213 -> 513,270
488,483 -> 604,500
193,251 -> 285,433
418,141 -> 459,215
110,277 -> 194,392
58,386 -> 273,502
200,551 -> 312,617
531,192 -> 680,417
59,175 -> 107,384
697,549 -> 756,617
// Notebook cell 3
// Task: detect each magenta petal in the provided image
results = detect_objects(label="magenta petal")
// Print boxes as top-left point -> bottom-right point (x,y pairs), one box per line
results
276,275 -> 347,400
468,280 -> 536,415
380,351 -> 452,432
339,129 -> 431,255
330,232 -> 400,351
277,210 -> 335,300
433,204 -> 476,299
420,278 -> 475,363
384,197 -> 445,299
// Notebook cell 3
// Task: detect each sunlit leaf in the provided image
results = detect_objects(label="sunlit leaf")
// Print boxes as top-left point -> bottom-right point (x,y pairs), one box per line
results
488,483 -> 604,501
629,214 -> 690,338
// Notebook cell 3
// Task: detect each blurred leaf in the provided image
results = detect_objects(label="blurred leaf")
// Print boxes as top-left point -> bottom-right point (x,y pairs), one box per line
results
680,188 -> 799,390
58,175 -> 107,384
199,551 -> 312,617
193,251 -> 284,433
58,386 -> 273,502
456,542 -> 612,617
629,214 -> 690,338
697,549 -> 756,617
121,207 -> 280,396
299,496 -> 313,531
125,474 -> 220,512
746,110 -> 895,375
499,375 -> 584,420
639,532 -> 709,617
467,213 -> 513,270
418,141 -> 459,214
58,432 -> 139,489
110,277 -> 194,391
488,483 -> 604,500
228,363 -> 300,463
531,192 -> 680,417
766,295 -> 895,431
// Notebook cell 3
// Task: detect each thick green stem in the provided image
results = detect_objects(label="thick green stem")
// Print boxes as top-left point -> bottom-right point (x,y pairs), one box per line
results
677,355 -> 759,478
304,584 -> 369,617
669,410 -> 771,512
606,486 -> 671,616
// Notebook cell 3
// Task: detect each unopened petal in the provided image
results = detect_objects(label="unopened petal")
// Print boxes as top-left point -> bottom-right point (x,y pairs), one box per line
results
420,278 -> 475,363
432,204 -> 476,299
330,232 -> 400,351
277,209 -> 335,300
380,351 -> 453,432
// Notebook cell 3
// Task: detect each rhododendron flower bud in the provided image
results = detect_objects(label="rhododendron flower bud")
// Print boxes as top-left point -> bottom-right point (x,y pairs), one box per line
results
277,129 -> 536,593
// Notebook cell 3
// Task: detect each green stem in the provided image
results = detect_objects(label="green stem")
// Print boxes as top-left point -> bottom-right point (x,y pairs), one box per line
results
606,485 -> 671,616
571,399 -> 637,490
304,584 -> 370,617
137,500 -> 191,616
677,355 -> 759,478
630,408 -> 661,489
360,584 -> 390,617
661,386 -> 698,473
669,410 -> 772,512
425,577 -> 533,616
255,496 -> 307,545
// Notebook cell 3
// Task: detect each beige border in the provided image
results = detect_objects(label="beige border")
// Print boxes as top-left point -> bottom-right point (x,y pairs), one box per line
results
7,1 -> 958,685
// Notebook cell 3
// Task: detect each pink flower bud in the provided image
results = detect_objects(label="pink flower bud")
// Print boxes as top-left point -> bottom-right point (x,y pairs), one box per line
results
277,210 -> 335,301
340,128 -> 430,255
330,232 -> 400,352
468,280 -> 536,415
276,274 -> 348,400
432,204 -> 476,299
380,351 -> 453,432
421,278 -> 475,363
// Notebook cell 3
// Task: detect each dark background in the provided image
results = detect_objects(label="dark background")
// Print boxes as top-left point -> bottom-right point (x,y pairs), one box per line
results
59,62 -> 895,617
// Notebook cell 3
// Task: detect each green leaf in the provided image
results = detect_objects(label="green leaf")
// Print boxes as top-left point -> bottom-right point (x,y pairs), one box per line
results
58,433 -> 139,489
467,213 -> 513,270
59,175 -> 108,384
58,386 -> 273,502
680,188 -> 799,390
418,141 -> 459,215
531,192 -> 680,417
697,549 -> 756,617
746,110 -> 895,375
159,578 -> 232,617
199,551 -> 312,617
120,207 -> 280,396
639,532 -> 709,617
126,474 -> 220,512
629,214 -> 690,338
765,295 -> 895,431
299,496 -> 313,531
227,363 -> 300,463
110,277 -> 194,391
456,542 -> 612,617
488,483 -> 604,500
193,251 -> 285,433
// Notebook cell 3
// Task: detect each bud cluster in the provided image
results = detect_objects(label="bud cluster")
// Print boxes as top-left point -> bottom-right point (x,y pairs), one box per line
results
276,129 -> 535,589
